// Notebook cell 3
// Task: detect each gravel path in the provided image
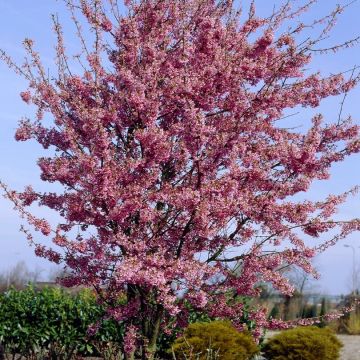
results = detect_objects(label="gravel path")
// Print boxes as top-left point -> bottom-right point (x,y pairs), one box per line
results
338,335 -> 360,360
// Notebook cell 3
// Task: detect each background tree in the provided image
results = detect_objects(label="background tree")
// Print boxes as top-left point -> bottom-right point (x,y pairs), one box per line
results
281,265 -> 318,319
318,297 -> 329,327
269,303 -> 281,320
0,261 -> 43,292
1,0 -> 360,358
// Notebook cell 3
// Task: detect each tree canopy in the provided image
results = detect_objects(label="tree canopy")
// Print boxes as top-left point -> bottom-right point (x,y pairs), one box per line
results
1,0 -> 360,358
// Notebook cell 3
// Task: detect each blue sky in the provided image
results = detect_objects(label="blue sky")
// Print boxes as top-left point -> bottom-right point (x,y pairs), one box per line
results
0,0 -> 359,294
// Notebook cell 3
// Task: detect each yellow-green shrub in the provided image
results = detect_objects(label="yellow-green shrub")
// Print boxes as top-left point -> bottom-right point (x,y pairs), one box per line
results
171,320 -> 259,360
263,326 -> 343,360
330,309 -> 360,335
344,311 -> 360,335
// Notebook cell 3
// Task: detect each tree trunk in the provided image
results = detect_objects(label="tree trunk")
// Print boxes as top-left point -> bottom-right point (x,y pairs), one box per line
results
142,306 -> 164,360
0,342 -> 4,360
146,313 -> 162,360
126,351 -> 135,360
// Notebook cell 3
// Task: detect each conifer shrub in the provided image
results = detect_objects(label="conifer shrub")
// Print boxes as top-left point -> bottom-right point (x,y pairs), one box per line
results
171,320 -> 259,360
263,326 -> 343,360
268,304 -> 281,320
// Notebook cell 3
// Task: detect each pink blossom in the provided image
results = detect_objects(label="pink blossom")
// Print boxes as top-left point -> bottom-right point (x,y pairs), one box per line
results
15,120 -> 32,141
101,18 -> 112,32
20,91 -> 31,103
124,325 -> 138,355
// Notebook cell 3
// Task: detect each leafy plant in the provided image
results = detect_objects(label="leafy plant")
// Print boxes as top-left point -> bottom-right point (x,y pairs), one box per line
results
171,321 -> 259,360
263,326 -> 343,360
0,286 -> 124,359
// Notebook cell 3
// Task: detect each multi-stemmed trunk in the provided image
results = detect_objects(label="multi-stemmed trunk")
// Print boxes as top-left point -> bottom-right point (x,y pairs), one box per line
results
124,287 -> 164,360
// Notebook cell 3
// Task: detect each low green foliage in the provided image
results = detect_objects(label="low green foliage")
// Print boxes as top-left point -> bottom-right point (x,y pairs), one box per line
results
0,288 -> 251,359
0,286 -> 124,359
171,320 -> 259,360
262,326 -> 343,360
156,299 -> 213,359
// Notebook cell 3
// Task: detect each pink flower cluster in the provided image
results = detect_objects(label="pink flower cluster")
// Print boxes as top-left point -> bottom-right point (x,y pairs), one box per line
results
124,325 -> 138,355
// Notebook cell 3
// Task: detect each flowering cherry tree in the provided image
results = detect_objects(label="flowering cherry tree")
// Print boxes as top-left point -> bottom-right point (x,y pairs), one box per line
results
1,0 -> 360,358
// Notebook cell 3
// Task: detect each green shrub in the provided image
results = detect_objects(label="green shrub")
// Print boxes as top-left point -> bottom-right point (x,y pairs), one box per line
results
263,326 -> 343,360
171,320 -> 259,360
0,286 -> 124,359
156,299 -> 214,359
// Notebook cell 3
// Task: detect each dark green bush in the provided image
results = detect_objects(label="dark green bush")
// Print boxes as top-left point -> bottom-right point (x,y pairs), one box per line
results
171,320 -> 259,360
0,286 -> 124,359
263,326 -> 343,360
